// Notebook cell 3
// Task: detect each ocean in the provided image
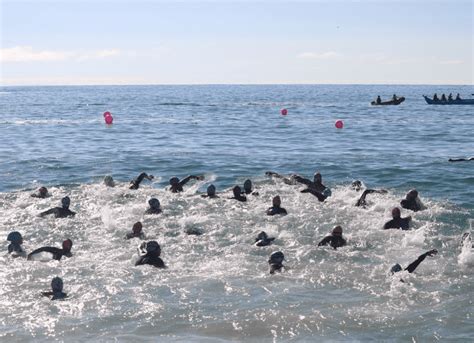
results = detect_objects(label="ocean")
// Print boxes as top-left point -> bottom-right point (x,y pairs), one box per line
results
0,85 -> 473,341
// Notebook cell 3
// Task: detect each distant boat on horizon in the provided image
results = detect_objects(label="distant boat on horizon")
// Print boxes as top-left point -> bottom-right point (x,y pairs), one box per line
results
423,95 -> 474,105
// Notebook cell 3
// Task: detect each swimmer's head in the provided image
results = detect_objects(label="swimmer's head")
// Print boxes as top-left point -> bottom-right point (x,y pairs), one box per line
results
132,222 -> 143,234
51,277 -> 63,292
39,187 -> 48,196
233,185 -> 242,197
207,184 -> 216,196
243,179 -> 252,192
390,263 -> 402,274
391,207 -> 401,219
62,239 -> 73,251
351,180 -> 362,191
169,177 -> 179,186
314,172 -> 322,184
146,241 -> 161,255
148,198 -> 160,209
61,196 -> 70,209
272,195 -> 281,207
269,251 -> 284,265
407,189 -> 418,200
332,226 -> 343,236
7,231 -> 23,244
257,231 -> 268,241
104,175 -> 115,187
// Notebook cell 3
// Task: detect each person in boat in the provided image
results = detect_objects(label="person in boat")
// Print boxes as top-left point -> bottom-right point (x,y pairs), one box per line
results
392,94 -> 398,101
28,239 -> 73,261
383,207 -> 411,230
39,196 -> 75,218
169,175 -> 204,193
31,186 -> 50,198
42,277 -> 67,300
318,226 -> 347,249
201,184 -> 219,198
145,198 -> 162,215
243,179 -> 259,196
129,172 -> 154,190
255,231 -> 275,247
376,95 -> 382,104
135,241 -> 166,268
433,93 -> 439,101
126,222 -> 145,240
268,251 -> 285,274
448,93 -> 453,101
231,185 -> 247,202
441,94 -> 447,102
7,231 -> 26,258
455,93 -> 461,100
390,249 -> 438,275
266,195 -> 288,216
104,175 -> 115,187
449,157 -> 474,162
400,189 -> 424,212
298,172 -> 332,202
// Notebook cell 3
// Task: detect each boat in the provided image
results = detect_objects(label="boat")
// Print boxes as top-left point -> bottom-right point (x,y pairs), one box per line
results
371,97 -> 405,106
423,95 -> 474,105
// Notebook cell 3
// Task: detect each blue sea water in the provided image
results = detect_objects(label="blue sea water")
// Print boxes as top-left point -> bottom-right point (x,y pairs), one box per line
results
0,85 -> 473,341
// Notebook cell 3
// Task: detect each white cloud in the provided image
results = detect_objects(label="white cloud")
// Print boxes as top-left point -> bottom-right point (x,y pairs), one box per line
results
0,46 -> 121,63
297,51 -> 342,60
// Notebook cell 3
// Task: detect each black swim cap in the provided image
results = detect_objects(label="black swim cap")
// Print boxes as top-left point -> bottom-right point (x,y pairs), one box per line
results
7,231 -> 22,243
269,251 -> 284,264
169,177 -> 179,186
61,196 -> 70,208
146,241 -> 161,254
51,277 -> 63,292
149,198 -> 160,209
207,184 -> 216,196
390,263 -> 402,274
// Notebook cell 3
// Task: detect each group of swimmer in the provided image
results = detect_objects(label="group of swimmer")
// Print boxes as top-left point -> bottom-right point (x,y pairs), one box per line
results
6,170 -> 471,299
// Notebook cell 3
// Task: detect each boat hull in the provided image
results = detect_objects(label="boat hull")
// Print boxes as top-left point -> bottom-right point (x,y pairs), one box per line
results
371,97 -> 405,106
423,96 -> 474,105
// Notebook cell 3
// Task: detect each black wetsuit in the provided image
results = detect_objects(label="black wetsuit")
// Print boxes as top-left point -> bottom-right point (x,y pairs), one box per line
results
39,207 -> 75,218
28,247 -> 72,261
404,252 -> 432,273
318,235 -> 347,249
126,232 -> 145,240
145,207 -> 162,215
383,217 -> 411,230
42,291 -> 68,300
232,194 -> 247,202
266,206 -> 288,216
31,192 -> 48,199
8,243 -> 25,256
400,198 -> 421,212
135,253 -> 165,268
269,263 -> 283,274
130,172 -> 151,190
356,189 -> 380,207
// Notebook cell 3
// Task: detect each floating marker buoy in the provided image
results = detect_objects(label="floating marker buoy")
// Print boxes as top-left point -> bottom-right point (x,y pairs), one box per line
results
335,120 -> 344,129
105,115 -> 113,124
281,108 -> 288,116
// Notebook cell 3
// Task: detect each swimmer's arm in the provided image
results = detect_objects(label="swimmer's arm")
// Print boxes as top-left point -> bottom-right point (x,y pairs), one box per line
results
39,208 -> 56,217
293,175 -> 312,186
265,171 -> 293,184
301,188 -> 326,202
179,175 -> 204,186
41,291 -> 53,297
405,249 -> 438,273
318,237 -> 331,247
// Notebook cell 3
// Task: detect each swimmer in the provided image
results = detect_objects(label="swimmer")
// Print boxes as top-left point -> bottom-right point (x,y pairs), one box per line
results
126,222 -> 145,240
41,277 -> 68,300
201,184 -> 219,198
400,189 -> 424,212
230,185 -> 247,202
104,175 -> 115,187
28,239 -> 73,261
242,179 -> 259,196
185,227 -> 204,236
449,157 -> 474,162
296,172 -> 332,202
169,175 -> 204,193
390,249 -> 438,275
255,231 -> 275,247
7,231 -> 26,258
145,198 -> 162,215
383,207 -> 411,230
135,241 -> 166,268
318,226 -> 347,249
39,196 -> 76,218
129,172 -> 154,190
266,195 -> 288,216
31,186 -> 50,198
268,251 -> 285,274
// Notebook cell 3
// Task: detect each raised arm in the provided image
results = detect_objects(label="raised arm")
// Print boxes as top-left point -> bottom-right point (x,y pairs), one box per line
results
301,188 -> 327,202
179,175 -> 204,187
405,249 -> 438,273
39,208 -> 57,217
293,175 -> 312,186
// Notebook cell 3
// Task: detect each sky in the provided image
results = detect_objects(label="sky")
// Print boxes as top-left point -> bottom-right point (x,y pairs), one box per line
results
0,0 -> 472,85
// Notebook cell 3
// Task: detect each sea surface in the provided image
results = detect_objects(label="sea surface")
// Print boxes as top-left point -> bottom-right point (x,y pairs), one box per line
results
0,85 -> 473,341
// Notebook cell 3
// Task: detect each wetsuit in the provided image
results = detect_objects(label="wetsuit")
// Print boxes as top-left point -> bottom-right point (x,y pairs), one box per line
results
28,247 -> 72,261
145,207 -> 162,215
39,207 -> 75,218
130,172 -> 152,190
356,189 -> 385,207
232,194 -> 247,202
295,175 -> 331,202
8,243 -> 26,257
255,232 -> 275,246
266,206 -> 287,216
170,175 -> 203,193
400,198 -> 421,212
318,235 -> 347,249
42,291 -> 68,300
135,253 -> 166,268
270,263 -> 283,274
383,217 -> 411,230
31,192 -> 48,198
301,188 -> 329,202
126,232 -> 145,240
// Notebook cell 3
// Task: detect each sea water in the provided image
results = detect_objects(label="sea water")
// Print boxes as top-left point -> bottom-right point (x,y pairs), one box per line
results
0,85 -> 473,341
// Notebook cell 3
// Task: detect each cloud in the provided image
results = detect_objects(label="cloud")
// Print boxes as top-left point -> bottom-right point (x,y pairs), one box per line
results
438,60 -> 464,65
297,51 -> 342,60
0,46 -> 121,63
